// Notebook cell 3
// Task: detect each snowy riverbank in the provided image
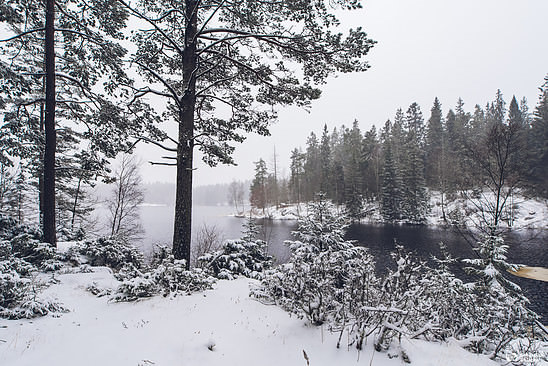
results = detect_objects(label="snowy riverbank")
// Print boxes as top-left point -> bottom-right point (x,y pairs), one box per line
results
0,269 -> 501,366
238,192 -> 548,231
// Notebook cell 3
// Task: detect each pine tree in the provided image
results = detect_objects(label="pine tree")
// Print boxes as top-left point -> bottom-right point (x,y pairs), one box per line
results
0,0 -> 135,246
116,0 -> 375,266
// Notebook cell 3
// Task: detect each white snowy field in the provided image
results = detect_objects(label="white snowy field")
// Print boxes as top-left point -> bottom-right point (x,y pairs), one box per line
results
0,268 -> 500,366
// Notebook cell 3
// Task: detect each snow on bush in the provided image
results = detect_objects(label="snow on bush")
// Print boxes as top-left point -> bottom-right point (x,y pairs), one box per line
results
111,247 -> 216,302
0,218 -> 66,319
70,236 -> 145,270
0,259 -> 65,319
199,219 -> 272,280
152,256 -> 215,296
462,232 -> 541,358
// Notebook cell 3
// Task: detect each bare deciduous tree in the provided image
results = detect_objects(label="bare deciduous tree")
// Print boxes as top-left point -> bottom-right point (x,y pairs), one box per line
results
107,154 -> 145,242
191,223 -> 224,267
227,180 -> 245,215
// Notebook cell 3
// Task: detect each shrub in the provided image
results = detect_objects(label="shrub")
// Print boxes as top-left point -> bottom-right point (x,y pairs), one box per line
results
111,249 -> 216,302
75,237 -> 144,270
200,239 -> 272,280
152,256 -> 215,296
199,219 -> 272,280
0,259 -> 65,319
112,275 -> 157,302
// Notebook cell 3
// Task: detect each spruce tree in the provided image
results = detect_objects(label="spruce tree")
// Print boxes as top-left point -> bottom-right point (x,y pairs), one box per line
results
289,148 -> 306,205
304,132 -> 321,201
250,159 -> 268,213
342,121 -> 364,220
401,103 -> 428,223
380,121 -> 402,222
425,97 -> 444,188
319,124 -> 332,196
362,125 -> 381,201
527,75 -> 548,198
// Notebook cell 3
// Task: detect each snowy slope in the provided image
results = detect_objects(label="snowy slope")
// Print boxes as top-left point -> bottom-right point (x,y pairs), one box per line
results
0,269 -> 499,366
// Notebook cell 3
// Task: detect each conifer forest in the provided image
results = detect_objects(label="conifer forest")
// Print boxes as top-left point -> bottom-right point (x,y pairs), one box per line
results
250,87 -> 548,226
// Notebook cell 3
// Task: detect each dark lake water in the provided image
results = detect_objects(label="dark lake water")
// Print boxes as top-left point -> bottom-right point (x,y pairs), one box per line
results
137,205 -> 547,323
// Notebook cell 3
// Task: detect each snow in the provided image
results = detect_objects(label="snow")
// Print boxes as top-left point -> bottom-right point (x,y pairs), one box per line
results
427,191 -> 548,230
0,269 -> 500,366
242,192 -> 548,231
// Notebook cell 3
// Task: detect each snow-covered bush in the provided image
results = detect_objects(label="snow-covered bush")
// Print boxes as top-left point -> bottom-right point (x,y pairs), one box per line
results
0,222 -> 66,319
112,275 -> 157,302
0,214 -> 42,242
74,237 -> 144,270
420,244 -> 478,341
0,259 -> 65,319
462,232 -> 540,359
199,219 -> 272,280
152,256 -> 215,296
111,249 -> 216,302
254,200 -> 545,360
1,231 -> 55,266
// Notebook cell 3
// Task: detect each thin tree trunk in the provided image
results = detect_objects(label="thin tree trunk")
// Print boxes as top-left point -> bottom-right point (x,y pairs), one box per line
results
173,0 -> 197,267
43,0 -> 56,246
38,102 -> 44,227
70,177 -> 82,231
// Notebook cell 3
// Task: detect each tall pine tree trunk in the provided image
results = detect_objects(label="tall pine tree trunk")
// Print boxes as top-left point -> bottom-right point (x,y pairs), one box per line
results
43,0 -> 56,246
172,0 -> 197,267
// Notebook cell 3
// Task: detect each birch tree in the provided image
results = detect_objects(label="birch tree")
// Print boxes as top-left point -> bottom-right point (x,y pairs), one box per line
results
107,154 -> 144,242
120,0 -> 375,265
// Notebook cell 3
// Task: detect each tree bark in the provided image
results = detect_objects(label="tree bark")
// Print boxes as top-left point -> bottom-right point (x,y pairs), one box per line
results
172,0 -> 197,267
43,0 -> 56,246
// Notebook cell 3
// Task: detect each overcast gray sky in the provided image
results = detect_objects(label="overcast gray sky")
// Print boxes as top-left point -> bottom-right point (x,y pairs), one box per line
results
137,0 -> 548,186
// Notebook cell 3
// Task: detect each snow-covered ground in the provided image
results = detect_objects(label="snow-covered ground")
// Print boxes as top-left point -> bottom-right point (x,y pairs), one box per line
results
0,269 -> 500,366
427,192 -> 548,230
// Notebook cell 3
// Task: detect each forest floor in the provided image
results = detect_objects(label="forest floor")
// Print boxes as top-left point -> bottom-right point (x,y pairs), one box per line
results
0,268 -> 500,366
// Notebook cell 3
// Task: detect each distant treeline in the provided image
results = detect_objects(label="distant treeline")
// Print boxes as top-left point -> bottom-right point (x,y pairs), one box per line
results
136,182 -> 248,206
250,77 -> 548,222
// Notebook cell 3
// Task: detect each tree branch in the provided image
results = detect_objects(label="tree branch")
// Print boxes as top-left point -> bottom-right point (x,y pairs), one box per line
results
117,0 -> 185,56
0,28 -> 45,42
131,59 -> 181,104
